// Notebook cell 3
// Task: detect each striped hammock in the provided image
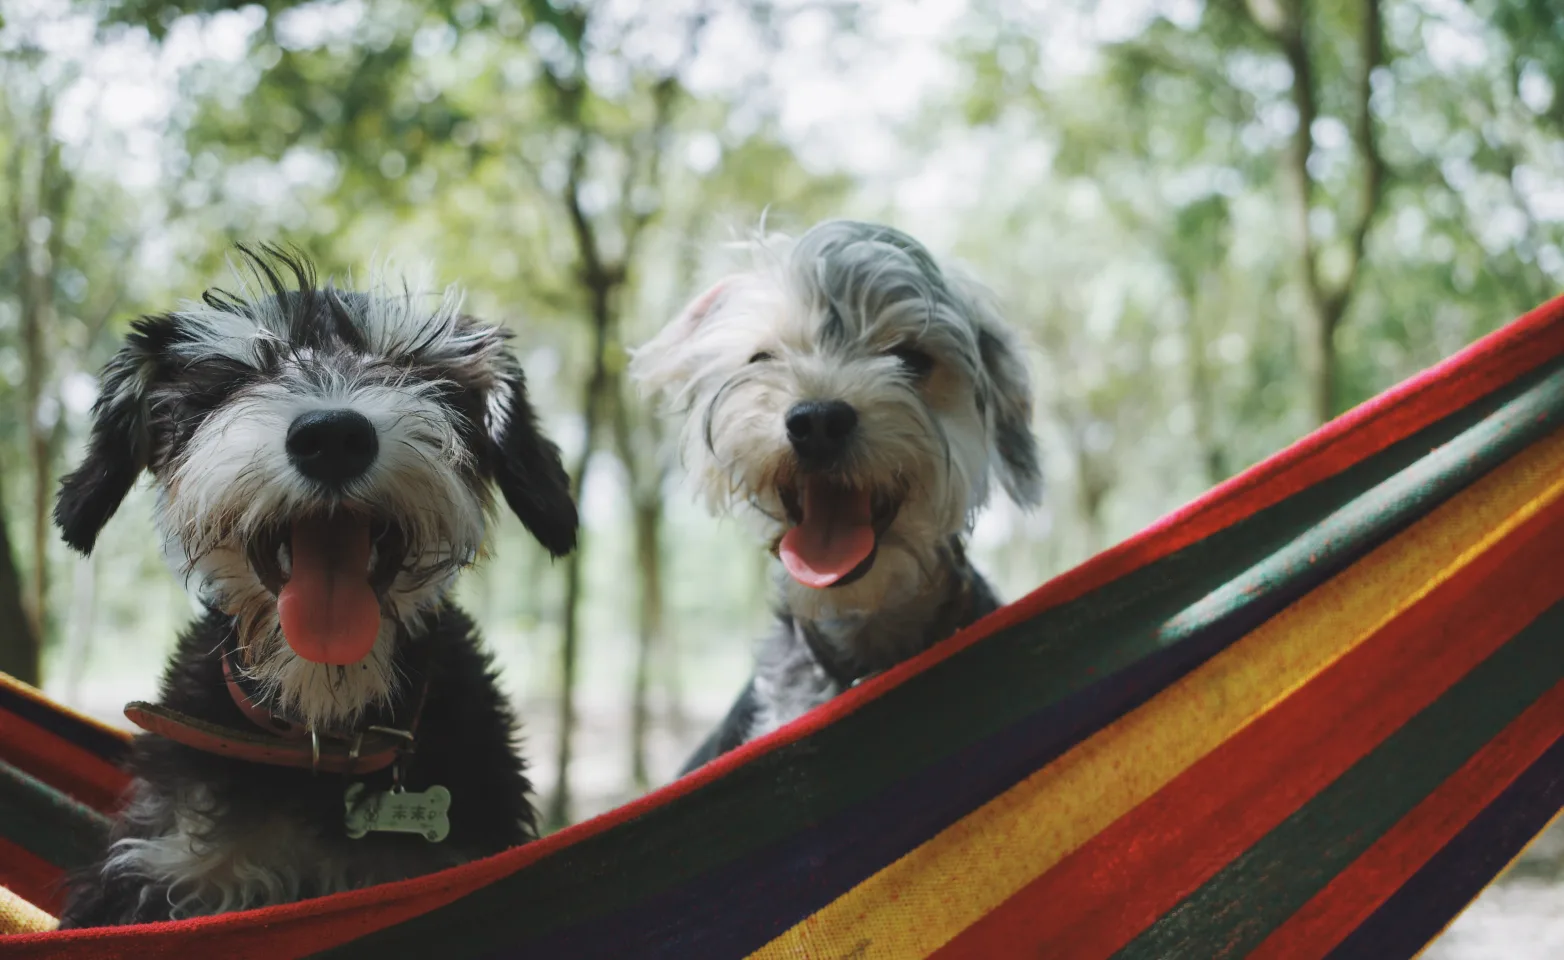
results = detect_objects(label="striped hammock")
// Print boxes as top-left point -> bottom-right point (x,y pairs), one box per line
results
3,294 -> 1564,959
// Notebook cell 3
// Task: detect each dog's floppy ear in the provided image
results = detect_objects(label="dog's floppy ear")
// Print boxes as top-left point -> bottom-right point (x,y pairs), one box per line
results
627,280 -> 729,410
489,367 -> 579,558
974,315 -> 1043,509
54,317 -> 168,554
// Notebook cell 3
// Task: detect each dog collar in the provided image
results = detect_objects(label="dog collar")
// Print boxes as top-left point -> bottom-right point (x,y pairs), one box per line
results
123,701 -> 410,773
124,635 -> 432,775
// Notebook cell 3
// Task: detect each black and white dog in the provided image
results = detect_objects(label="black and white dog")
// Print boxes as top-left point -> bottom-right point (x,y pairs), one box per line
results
632,220 -> 1041,772
55,248 -> 576,926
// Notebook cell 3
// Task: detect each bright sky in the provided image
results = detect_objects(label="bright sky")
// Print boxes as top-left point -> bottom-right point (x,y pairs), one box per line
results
4,0 -> 1547,205
4,0 -> 1081,190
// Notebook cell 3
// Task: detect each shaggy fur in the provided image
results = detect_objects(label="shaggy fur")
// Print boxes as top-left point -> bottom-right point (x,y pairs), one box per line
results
55,247 -> 576,926
631,220 -> 1041,772
63,609 -> 530,924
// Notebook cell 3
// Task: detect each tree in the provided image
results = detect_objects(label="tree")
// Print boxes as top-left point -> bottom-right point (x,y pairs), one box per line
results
1,29 -> 141,676
4,50 -> 73,652
0,474 -> 40,683
1239,0 -> 1386,425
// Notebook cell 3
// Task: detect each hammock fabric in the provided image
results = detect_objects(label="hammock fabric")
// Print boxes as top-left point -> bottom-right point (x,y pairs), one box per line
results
4,295 -> 1564,959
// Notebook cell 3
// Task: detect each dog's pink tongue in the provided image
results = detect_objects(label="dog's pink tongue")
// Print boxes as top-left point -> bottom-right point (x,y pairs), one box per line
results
779,478 -> 875,588
277,515 -> 380,665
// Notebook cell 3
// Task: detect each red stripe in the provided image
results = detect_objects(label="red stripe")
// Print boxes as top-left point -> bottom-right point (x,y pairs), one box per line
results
5,299 -> 1562,958
0,837 -> 66,917
1248,689 -> 1564,959
0,856 -> 519,960
930,487 -> 1564,960
0,712 -> 131,815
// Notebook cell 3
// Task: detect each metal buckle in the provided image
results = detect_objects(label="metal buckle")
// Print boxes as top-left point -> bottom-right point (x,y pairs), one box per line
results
365,725 -> 415,743
366,725 -> 416,792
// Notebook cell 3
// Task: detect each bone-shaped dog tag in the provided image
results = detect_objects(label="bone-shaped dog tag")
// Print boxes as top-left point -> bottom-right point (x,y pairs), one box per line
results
344,783 -> 451,842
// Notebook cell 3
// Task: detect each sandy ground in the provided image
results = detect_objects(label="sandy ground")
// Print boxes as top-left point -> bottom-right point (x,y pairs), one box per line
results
1423,821 -> 1564,959
1426,877 -> 1564,959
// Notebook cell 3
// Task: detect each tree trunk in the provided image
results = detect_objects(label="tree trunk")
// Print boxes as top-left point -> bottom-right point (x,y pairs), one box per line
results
627,493 -> 664,789
608,375 -> 670,790
1273,16 -> 1336,428
13,170 -> 49,650
0,474 -> 41,684
544,290 -> 615,832
62,550 -> 97,703
545,376 -> 601,831
1076,448 -> 1109,557
1256,0 -> 1383,427
11,90 -> 71,657
1302,298 -> 1338,427
25,414 -> 65,654
1181,277 -> 1227,486
22,314 -> 51,646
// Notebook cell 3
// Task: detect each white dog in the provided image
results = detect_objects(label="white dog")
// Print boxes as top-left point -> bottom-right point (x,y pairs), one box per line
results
632,219 -> 1041,771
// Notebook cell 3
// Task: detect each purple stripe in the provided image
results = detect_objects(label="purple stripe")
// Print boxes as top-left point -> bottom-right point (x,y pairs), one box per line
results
1325,731 -> 1564,960
0,684 -> 128,764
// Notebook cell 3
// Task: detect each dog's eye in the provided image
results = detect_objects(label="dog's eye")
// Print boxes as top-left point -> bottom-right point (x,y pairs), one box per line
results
749,351 -> 774,364
889,347 -> 934,378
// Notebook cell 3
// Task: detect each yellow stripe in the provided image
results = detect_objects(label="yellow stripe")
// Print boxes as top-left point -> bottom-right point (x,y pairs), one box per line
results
750,426 -> 1564,960
0,885 -> 57,935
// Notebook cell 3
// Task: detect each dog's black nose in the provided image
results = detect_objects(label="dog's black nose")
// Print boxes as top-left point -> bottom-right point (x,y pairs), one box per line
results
286,410 -> 379,486
786,400 -> 858,463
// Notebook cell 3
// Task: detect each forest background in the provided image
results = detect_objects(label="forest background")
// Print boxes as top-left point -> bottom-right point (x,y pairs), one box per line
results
2,0 -> 1561,952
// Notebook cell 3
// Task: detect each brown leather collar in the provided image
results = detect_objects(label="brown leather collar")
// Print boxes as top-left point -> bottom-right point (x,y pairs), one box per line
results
124,638 -> 432,775
123,701 -> 410,773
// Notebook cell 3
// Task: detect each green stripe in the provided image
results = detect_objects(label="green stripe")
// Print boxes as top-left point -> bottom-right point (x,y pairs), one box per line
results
1156,363 -> 1564,646
0,760 -> 111,871
1113,599 -> 1564,960
318,361 -> 1564,958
